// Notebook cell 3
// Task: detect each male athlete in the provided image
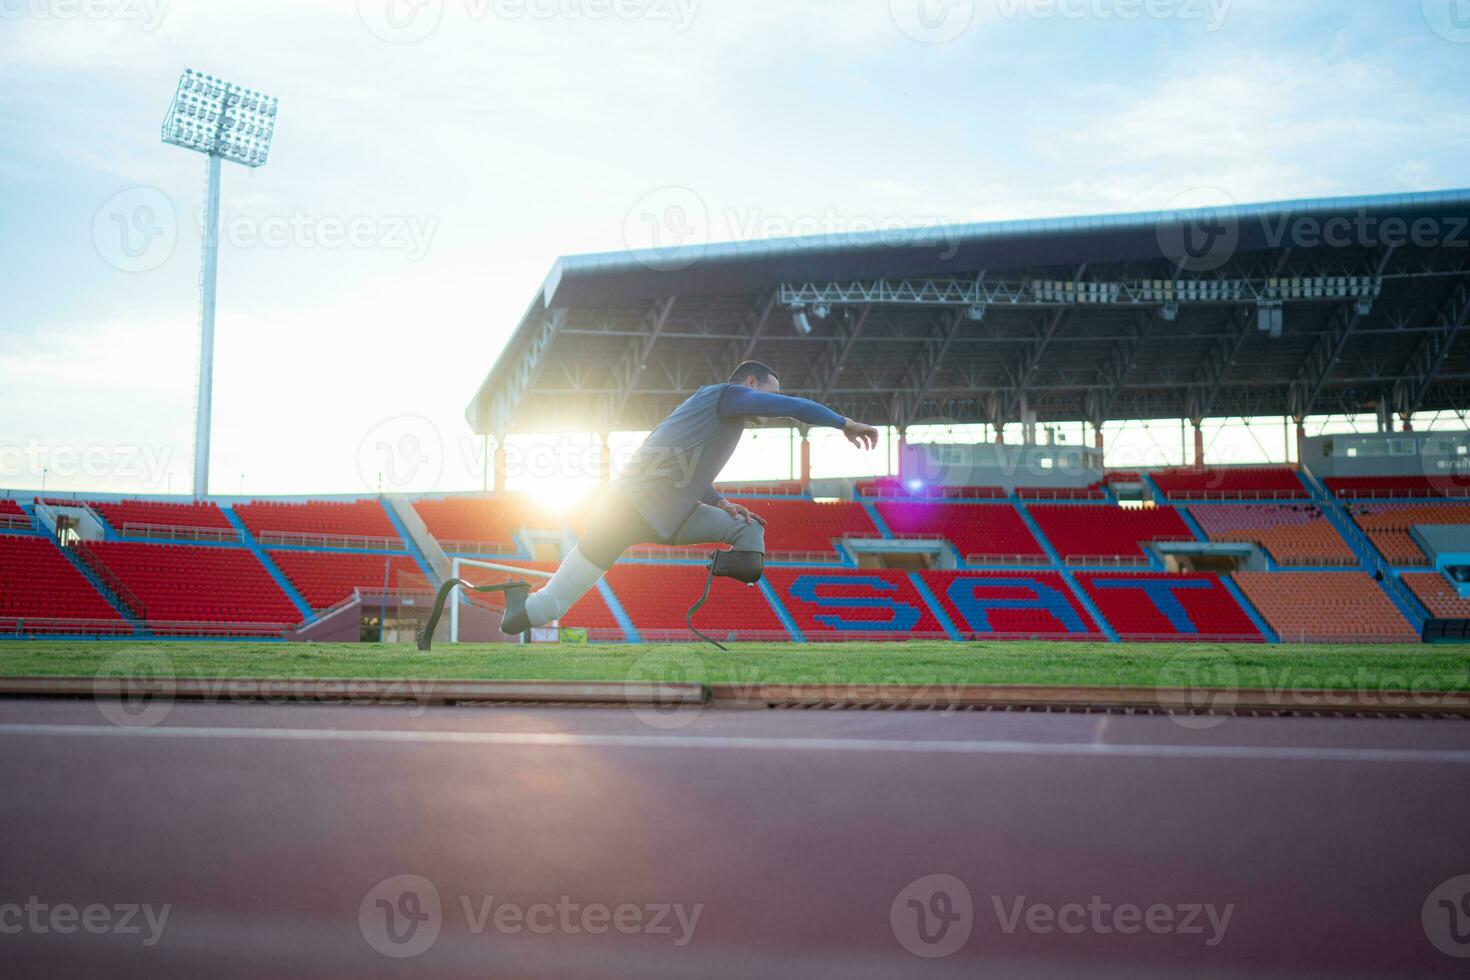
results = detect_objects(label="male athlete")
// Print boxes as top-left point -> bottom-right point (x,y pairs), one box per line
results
500,361 -> 880,635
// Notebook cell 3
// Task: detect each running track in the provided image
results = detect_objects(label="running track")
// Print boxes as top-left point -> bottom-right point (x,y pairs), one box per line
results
1,699 -> 1467,977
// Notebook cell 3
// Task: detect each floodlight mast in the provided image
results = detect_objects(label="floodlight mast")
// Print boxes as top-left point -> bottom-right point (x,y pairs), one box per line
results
161,68 -> 279,498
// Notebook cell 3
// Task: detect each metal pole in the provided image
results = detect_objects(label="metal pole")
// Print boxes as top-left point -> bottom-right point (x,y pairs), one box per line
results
194,152 -> 222,499
449,557 -> 460,644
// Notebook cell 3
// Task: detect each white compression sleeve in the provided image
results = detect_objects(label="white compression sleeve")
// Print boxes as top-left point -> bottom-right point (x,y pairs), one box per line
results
523,546 -> 606,627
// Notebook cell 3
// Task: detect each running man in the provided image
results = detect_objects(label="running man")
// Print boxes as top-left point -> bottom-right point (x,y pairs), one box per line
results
500,360 -> 881,634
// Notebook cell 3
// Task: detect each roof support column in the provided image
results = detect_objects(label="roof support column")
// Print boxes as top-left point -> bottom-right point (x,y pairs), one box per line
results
597,430 -> 611,485
493,439 -> 508,494
798,427 -> 812,490
1191,418 -> 1205,469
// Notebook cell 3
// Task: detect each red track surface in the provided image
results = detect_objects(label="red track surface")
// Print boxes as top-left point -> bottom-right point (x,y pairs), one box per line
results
1,701 -> 1467,977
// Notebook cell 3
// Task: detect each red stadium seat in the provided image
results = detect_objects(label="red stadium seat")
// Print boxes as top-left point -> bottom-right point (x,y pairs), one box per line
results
0,535 -> 128,633
1073,571 -> 1262,640
269,551 -> 426,610
764,567 -> 947,638
92,499 -> 233,534
1151,467 -> 1307,500
413,494 -> 567,552
1029,505 -> 1194,563
921,570 -> 1101,637
87,541 -> 300,629
877,501 -> 1046,562
603,564 -> 785,639
234,499 -> 399,545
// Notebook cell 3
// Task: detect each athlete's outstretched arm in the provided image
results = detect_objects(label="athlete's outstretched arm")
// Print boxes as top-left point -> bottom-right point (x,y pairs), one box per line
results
717,387 -> 881,450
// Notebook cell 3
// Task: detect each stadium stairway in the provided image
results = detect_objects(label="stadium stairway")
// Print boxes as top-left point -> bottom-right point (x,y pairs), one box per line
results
221,506 -> 313,621
594,580 -> 640,643
1011,495 -> 1120,643
377,498 -> 439,585
51,538 -> 142,634
757,577 -> 804,641
1299,469 -> 1427,632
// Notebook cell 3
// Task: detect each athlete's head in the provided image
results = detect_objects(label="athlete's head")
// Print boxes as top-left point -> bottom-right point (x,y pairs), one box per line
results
729,360 -> 780,395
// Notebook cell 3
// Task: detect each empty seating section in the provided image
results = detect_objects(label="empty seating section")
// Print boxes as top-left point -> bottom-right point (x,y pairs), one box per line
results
1074,572 -> 1262,640
413,495 -> 565,552
1232,572 -> 1418,642
922,571 -> 1100,637
1152,467 -> 1307,500
1190,504 -> 1354,565
1401,572 -> 1470,620
93,499 -> 232,534
731,499 -> 877,557
0,535 -> 126,632
0,499 -> 27,530
1029,505 -> 1194,563
88,542 -> 299,630
235,499 -> 399,545
1328,475 -> 1470,499
765,568 -> 947,637
604,564 -> 784,638
269,551 -> 424,610
857,479 -> 1005,499
1347,503 -> 1470,566
877,502 -> 1045,562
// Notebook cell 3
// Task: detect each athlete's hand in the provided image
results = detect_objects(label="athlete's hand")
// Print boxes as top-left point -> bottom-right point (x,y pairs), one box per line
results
719,500 -> 767,526
843,419 -> 880,451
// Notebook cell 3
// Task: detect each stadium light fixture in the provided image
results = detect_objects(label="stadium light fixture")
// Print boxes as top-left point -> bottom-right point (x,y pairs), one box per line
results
161,68 -> 281,498
791,304 -> 813,335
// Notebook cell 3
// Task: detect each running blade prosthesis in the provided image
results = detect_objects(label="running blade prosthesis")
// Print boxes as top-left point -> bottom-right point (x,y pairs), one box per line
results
687,550 -> 764,651
416,577 -> 532,651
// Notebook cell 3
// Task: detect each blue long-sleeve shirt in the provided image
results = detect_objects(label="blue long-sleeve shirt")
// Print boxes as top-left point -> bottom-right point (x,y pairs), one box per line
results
610,384 -> 848,538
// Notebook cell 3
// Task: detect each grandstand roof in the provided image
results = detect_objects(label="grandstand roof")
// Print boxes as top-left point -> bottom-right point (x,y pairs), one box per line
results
467,188 -> 1470,438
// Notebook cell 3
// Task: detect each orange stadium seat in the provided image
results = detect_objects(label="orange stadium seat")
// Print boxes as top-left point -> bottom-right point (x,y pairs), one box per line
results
1232,571 -> 1418,642
1346,503 -> 1470,566
1401,572 -> 1470,620
1191,504 -> 1354,565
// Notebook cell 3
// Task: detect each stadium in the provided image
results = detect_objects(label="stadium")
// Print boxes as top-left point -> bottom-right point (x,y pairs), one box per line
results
4,4 -> 1470,978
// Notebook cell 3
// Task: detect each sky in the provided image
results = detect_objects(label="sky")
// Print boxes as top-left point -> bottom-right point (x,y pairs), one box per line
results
2,0 -> 1469,503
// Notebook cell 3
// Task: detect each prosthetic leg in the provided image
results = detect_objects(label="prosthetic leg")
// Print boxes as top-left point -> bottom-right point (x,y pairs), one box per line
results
416,577 -> 531,651
687,550 -> 764,651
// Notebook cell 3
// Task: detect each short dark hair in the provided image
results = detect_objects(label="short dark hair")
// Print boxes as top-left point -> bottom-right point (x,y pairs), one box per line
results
729,360 -> 778,385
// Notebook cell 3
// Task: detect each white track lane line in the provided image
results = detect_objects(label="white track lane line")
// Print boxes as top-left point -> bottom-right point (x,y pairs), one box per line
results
2,723 -> 1470,764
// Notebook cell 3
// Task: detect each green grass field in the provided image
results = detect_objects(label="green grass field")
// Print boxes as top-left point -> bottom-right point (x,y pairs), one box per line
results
2,640 -> 1468,692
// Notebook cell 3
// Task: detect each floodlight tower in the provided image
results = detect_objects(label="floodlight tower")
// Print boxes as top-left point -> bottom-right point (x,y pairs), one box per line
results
161,69 -> 279,498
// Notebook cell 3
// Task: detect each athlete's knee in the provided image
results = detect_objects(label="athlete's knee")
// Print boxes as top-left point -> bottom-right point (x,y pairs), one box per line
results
729,520 -> 765,553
